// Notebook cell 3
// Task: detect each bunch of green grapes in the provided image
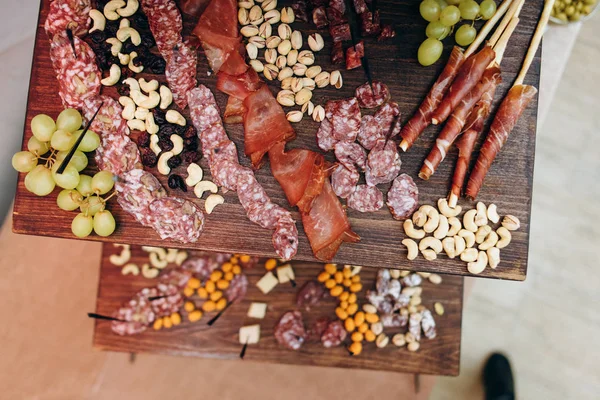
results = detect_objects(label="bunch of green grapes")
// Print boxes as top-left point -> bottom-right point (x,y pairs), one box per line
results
12,109 -> 117,238
418,0 -> 497,66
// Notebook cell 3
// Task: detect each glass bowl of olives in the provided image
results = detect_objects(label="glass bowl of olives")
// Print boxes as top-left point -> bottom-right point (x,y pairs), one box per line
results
550,0 -> 598,24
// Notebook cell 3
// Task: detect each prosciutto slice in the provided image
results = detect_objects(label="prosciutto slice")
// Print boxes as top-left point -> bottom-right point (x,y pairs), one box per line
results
216,69 -> 262,100
224,96 -> 246,124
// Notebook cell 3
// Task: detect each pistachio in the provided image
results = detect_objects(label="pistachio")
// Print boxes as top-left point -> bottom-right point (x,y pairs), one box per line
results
238,0 -> 254,8
286,110 -> 303,122
238,8 -> 250,25
249,5 -> 264,24
330,70 -> 343,89
275,55 -> 287,69
286,49 -> 298,66
305,65 -> 322,79
292,63 -> 307,76
295,88 -> 312,105
302,101 -> 314,116
249,36 -> 266,49
278,66 -> 293,81
264,9 -> 280,24
312,105 -> 325,122
298,50 -> 315,65
280,6 -> 295,23
314,71 -> 330,88
261,0 -> 277,11
308,33 -> 325,52
276,89 -> 295,107
263,63 -> 279,80
265,35 -> 281,49
258,21 -> 272,38
280,77 -> 293,90
240,25 -> 259,37
301,77 -> 315,90
246,43 -> 258,60
277,39 -> 292,55
278,23 -> 292,40
291,30 -> 303,50
264,48 -> 277,64
290,77 -> 304,93
249,59 -> 264,72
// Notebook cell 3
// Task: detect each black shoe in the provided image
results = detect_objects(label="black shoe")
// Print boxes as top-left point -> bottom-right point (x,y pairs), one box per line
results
483,352 -> 515,400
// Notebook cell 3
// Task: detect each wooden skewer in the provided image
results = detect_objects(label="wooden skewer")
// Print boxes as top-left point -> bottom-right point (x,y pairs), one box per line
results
489,0 -> 526,48
491,16 -> 520,66
514,0 -> 556,86
464,0 -> 514,58
87,312 -> 125,322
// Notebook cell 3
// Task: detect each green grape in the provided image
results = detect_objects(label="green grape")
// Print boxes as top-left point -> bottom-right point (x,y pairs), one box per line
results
27,136 -> 50,156
420,0 -> 441,21
57,189 -> 83,211
72,213 -> 94,238
56,108 -> 83,132
459,0 -> 480,19
80,195 -> 104,216
76,174 -> 94,196
446,0 -> 460,4
455,24 -> 477,46
91,171 -> 114,195
75,129 -> 100,152
437,0 -> 448,9
426,21 -> 451,39
418,38 -> 444,66
479,0 -> 497,19
50,129 -> 76,152
93,210 -> 116,237
56,150 -> 88,172
31,114 -> 56,142
24,165 -> 55,196
440,5 -> 461,26
12,151 -> 38,173
52,163 -> 80,190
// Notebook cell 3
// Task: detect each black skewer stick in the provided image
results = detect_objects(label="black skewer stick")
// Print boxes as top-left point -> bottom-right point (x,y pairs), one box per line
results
207,299 -> 236,326
413,374 -> 421,394
56,102 -> 103,174
288,273 -> 297,288
87,312 -> 125,322
148,295 -> 169,301
345,0 -> 374,88
66,28 -> 77,58
239,339 -> 249,359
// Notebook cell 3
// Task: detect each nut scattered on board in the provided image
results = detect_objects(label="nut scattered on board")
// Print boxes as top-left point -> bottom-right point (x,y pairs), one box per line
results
89,9 -> 106,33
110,244 -> 131,266
205,194 -> 225,214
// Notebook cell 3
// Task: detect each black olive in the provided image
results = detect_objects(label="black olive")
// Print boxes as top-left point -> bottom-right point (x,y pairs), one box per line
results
168,174 -> 187,192
167,155 -> 182,169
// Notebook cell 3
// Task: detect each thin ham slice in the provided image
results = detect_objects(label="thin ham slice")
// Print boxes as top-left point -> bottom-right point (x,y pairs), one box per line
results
224,96 -> 246,124
216,68 -> 262,100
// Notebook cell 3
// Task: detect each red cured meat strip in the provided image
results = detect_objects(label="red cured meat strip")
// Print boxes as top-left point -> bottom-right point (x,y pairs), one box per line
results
377,24 -> 395,41
180,0 -> 211,17
274,311 -> 307,350
321,320 -> 347,348
313,6 -> 329,28
326,98 -> 361,143
45,0 -> 91,37
165,41 -> 198,109
216,69 -> 261,100
347,184 -> 384,212
224,96 -> 247,124
330,23 -> 352,42
140,0 -> 183,62
334,141 -> 366,171
225,274 -> 248,301
355,81 -> 390,109
374,101 -> 400,136
345,41 -> 364,70
296,280 -> 325,310
316,118 -> 337,151
353,0 -> 368,14
148,197 -> 205,243
367,138 -> 401,180
421,309 -> 437,339
302,179 -> 360,261
159,269 -> 192,288
331,41 -> 344,65
386,174 -> 419,220
360,11 -> 381,36
115,169 -> 166,227
357,115 -> 382,150
331,164 -> 359,199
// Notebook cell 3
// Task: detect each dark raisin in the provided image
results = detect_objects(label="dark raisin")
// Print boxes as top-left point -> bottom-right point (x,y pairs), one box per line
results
158,136 -> 174,151
105,22 -> 118,36
148,57 -> 166,74
117,84 -> 130,97
132,12 -> 150,30
153,109 -> 167,125
89,30 -> 106,44
121,66 -> 134,79
122,40 -> 137,54
167,155 -> 182,169
158,124 -> 176,138
175,124 -> 188,136
182,150 -> 201,164
182,125 -> 197,139
168,174 -> 187,192
140,148 -> 158,167
184,136 -> 198,151
133,55 -> 144,67
95,53 -> 110,70
141,34 -> 155,48
136,132 -> 151,148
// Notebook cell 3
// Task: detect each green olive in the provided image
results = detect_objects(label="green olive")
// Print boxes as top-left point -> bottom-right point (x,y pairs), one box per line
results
583,4 -> 593,13
564,0 -> 571,5
570,11 -> 581,20
583,0 -> 596,5
566,5 -> 575,14
576,2 -> 583,10
557,12 -> 569,20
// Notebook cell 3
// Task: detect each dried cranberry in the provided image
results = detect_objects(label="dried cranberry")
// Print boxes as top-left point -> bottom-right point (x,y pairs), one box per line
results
117,84 -> 130,97
182,150 -> 201,164
95,53 -> 110,70
158,136 -> 174,151
140,148 -> 158,167
168,174 -> 187,192
121,66 -> 134,79
89,30 -> 106,44
181,125 -> 196,139
167,155 -> 182,169
136,132 -> 151,148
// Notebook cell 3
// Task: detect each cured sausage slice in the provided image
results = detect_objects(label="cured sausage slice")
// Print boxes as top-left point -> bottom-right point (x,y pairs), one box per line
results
355,81 -> 390,109
331,164 -> 359,199
140,0 -> 183,62
159,269 -> 192,288
386,174 -> 419,220
296,280 -> 325,310
111,288 -> 155,336
374,102 -> 400,136
365,139 -> 401,186
165,41 -> 198,109
401,273 -> 423,287
274,311 -> 307,351
357,115 -> 382,151
45,0 -> 91,37
381,313 -> 408,328
181,253 -> 231,278
308,316 -> 331,341
326,98 -> 361,143
347,184 -> 384,213
148,197 -> 205,243
334,142 -> 367,171
316,118 -> 337,152
321,320 -> 347,348
225,274 -> 248,301
421,309 -> 437,339
408,313 -> 422,341
116,169 -> 166,227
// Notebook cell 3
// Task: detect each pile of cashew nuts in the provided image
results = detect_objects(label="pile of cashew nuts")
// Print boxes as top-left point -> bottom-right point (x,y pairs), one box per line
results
109,244 -> 189,278
184,163 -> 225,214
402,199 -> 521,275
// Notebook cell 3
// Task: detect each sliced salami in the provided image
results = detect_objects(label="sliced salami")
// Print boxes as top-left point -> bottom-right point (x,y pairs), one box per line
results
225,274 -> 248,301
409,313 -> 422,341
95,133 -> 142,176
312,6 -> 329,28
148,197 -> 205,243
296,280 -> 325,310
374,102 -> 400,136
360,11 -> 382,36
151,283 -> 184,316
111,287 -> 156,336
180,254 -> 230,278
308,316 -> 331,341
321,320 -> 347,348
316,118 -> 337,151
347,184 -> 384,212
329,0 -> 346,14
421,309 -> 437,339
365,138 -> 401,186
386,174 -> 419,220
353,0 -> 368,13
50,32 -> 96,74
326,98 -> 361,143
331,164 -> 359,199
355,81 -> 390,109
57,58 -> 101,108
329,23 -> 351,42
345,41 -> 364,70
165,41 -> 198,109
274,311 -> 307,351
357,115 -> 383,150
45,0 -> 91,37
331,40 -> 344,65
272,216 -> 300,261
401,273 -> 423,287
159,268 -> 192,288
82,96 -> 129,136
381,313 -> 408,328
140,0 -> 184,62
334,142 -> 367,171
116,169 -> 166,226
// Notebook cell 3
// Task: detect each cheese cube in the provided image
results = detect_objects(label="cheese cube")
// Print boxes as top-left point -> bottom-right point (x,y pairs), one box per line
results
247,302 -> 267,319
239,324 -> 261,344
276,263 -> 295,284
256,271 -> 278,294
351,265 -> 362,276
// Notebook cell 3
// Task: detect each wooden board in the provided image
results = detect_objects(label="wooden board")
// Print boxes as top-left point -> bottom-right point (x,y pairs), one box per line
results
93,244 -> 463,375
13,0 -> 542,280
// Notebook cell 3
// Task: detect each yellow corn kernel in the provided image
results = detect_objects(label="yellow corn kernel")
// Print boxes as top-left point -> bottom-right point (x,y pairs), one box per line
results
232,265 -> 242,275
324,263 -> 337,275
339,291 -> 349,301
240,254 -> 251,263
216,298 -> 227,311
210,290 -> 223,302
365,313 -> 379,323
216,279 -> 230,290
350,283 -> 363,293
351,331 -> 364,342
221,262 -> 233,272
229,256 -> 239,264
265,258 -> 278,271
171,312 -> 182,326
163,316 -> 173,329
184,301 -> 195,312
224,271 -> 234,281
183,287 -> 195,297
188,310 -> 203,322
197,287 -> 208,299
342,278 -> 352,287
348,293 -> 357,304
351,275 -> 361,283
358,322 -> 369,333
210,270 -> 223,282
324,279 -> 336,289
364,330 -> 376,342
348,341 -> 362,356
335,307 -> 348,320
339,301 -> 349,310
354,311 -> 365,326
330,286 -> 343,297
202,301 -> 216,312
334,271 -> 343,284
317,271 -> 330,282
153,318 -> 163,330
187,277 -> 201,289
205,280 -> 216,293
344,317 -> 356,333
346,303 -> 358,316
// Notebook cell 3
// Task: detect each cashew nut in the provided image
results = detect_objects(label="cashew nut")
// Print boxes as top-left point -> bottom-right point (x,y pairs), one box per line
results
487,247 -> 500,269
475,202 -> 488,226
139,78 -> 159,93
166,248 -> 178,263
118,52 -> 130,65
119,96 -> 135,120
418,237 -> 443,254
194,181 -> 218,198
109,244 -> 131,266
117,27 -> 141,46
438,198 -> 461,217
185,163 -> 203,187
89,10 -> 106,33
475,225 -> 492,244
119,18 -> 130,28
128,51 -> 144,73
501,215 -> 520,231
454,235 -> 466,256
149,252 -> 168,269
157,151 -> 174,175
487,204 -> 500,224
433,215 -> 449,239
175,250 -> 188,266
159,85 -> 173,109
467,251 -> 488,275
166,110 -> 186,126
447,216 -> 461,237
149,134 -> 160,155
463,209 -> 478,232
416,271 -> 431,278
141,263 -> 159,279
145,113 -> 159,135
478,231 -> 498,251
442,237 -> 456,259
389,269 -> 401,279
460,248 -> 478,262
458,229 -> 475,248
117,0 -> 139,17
121,263 -> 140,275
403,219 -> 425,240
421,249 -> 437,261
205,194 -> 225,214
101,64 -> 121,86
134,106 -> 149,120
127,118 -> 146,132
170,134 -> 183,155
420,205 -> 440,233
402,239 -> 418,260
106,38 -> 122,56
141,246 -> 167,260
496,227 -> 512,248
412,209 -> 427,227
130,90 -> 160,109
103,0 -> 125,21
123,77 -> 140,92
